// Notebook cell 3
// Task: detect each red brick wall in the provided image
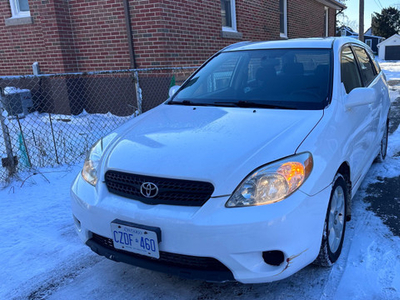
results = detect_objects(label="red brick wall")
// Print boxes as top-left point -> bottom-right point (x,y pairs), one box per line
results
0,0 -> 68,75
329,8 -> 337,37
40,0 -> 77,73
131,0 -> 280,68
0,0 -> 341,75
0,0 -> 132,75
132,0 -> 339,68
68,0 -> 131,71
288,0 -> 335,38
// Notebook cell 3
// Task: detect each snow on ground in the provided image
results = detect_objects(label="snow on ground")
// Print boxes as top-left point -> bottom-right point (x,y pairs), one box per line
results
0,110 -> 133,184
1,62 -> 400,300
380,61 -> 400,103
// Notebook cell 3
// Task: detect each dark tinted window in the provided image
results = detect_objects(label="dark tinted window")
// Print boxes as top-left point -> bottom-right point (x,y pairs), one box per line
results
369,50 -> 381,74
221,0 -> 232,27
280,0 -> 286,34
341,46 -> 362,93
171,49 -> 332,110
371,59 -> 381,74
353,46 -> 377,86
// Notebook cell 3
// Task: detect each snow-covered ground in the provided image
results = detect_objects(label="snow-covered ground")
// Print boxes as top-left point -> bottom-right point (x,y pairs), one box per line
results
1,62 -> 400,300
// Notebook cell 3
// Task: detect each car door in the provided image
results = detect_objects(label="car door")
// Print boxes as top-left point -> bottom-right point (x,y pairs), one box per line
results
359,46 -> 390,153
352,46 -> 383,161
369,50 -> 391,143
340,45 -> 376,187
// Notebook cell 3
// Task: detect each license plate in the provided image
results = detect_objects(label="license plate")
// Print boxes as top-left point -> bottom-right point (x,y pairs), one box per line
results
111,222 -> 160,259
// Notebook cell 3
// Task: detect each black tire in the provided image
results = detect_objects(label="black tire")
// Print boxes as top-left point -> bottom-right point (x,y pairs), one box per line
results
314,175 -> 347,267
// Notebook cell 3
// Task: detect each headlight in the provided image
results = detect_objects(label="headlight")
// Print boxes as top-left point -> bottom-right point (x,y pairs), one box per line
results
81,133 -> 116,186
226,152 -> 313,207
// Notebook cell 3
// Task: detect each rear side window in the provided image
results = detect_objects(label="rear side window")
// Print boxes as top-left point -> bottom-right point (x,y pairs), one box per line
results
353,46 -> 377,86
370,53 -> 381,74
341,46 -> 362,94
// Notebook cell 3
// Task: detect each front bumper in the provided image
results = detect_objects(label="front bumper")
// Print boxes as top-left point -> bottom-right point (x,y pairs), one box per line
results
71,174 -> 331,284
86,233 -> 235,282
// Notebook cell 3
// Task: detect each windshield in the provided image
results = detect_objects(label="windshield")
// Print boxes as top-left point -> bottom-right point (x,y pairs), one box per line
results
169,48 -> 332,110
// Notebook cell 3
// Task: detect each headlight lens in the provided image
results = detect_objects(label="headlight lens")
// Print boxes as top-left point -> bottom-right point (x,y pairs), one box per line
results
226,152 -> 313,207
81,134 -> 116,186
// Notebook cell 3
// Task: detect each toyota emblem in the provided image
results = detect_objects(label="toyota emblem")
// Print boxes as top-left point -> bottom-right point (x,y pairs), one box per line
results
140,182 -> 159,198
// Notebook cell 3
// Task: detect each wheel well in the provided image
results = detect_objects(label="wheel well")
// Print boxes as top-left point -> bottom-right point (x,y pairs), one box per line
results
337,162 -> 352,221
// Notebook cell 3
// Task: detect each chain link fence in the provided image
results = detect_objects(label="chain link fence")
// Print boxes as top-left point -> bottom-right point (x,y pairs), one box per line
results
0,67 -> 197,186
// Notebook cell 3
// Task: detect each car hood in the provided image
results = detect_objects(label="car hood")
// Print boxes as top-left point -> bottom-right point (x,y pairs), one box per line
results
104,104 -> 323,196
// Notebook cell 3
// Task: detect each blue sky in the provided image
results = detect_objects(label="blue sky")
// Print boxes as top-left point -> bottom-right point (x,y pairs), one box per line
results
342,0 -> 400,32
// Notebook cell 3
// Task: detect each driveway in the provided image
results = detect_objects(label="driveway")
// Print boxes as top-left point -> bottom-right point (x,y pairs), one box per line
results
364,79 -> 400,237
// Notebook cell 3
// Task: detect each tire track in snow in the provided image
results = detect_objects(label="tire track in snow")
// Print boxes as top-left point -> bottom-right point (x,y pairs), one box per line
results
6,252 -> 102,300
334,200 -> 400,299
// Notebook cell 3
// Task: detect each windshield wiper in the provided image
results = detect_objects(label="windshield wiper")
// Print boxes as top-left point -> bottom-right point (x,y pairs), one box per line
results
167,100 -> 212,106
213,101 -> 297,109
168,100 -> 297,109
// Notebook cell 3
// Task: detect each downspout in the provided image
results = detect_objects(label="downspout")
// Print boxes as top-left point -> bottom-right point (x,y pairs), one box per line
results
123,0 -> 137,69
335,7 -> 345,18
335,7 -> 345,36
335,3 -> 346,37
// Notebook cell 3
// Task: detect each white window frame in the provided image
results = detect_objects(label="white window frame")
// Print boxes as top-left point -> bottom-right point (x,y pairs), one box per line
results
324,7 -> 329,37
280,0 -> 288,38
9,0 -> 30,18
365,39 -> 372,48
221,0 -> 237,32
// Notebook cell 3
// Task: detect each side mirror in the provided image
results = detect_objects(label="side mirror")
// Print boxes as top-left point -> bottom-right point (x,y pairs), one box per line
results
168,85 -> 180,98
345,87 -> 376,110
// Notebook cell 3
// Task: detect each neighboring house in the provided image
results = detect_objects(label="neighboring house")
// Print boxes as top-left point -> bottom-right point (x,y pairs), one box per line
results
377,34 -> 400,60
338,26 -> 383,53
363,27 -> 384,54
0,0 -> 346,76
338,25 -> 357,37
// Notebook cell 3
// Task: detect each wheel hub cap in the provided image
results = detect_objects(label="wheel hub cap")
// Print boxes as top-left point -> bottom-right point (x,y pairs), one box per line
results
328,185 -> 345,253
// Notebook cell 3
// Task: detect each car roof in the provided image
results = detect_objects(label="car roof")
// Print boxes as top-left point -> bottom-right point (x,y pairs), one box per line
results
222,37 -> 366,52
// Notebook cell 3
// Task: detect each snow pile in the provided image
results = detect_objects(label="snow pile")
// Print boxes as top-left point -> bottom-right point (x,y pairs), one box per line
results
3,86 -> 31,95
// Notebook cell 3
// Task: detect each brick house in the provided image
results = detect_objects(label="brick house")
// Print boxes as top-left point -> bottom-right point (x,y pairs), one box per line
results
1,0 -> 345,76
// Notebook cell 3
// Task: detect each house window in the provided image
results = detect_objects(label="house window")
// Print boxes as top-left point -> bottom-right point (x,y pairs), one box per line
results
280,0 -> 287,38
365,39 -> 372,48
221,0 -> 237,31
324,7 -> 329,37
9,0 -> 30,18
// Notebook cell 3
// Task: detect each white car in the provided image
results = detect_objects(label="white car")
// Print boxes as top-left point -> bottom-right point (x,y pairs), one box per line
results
71,37 -> 390,283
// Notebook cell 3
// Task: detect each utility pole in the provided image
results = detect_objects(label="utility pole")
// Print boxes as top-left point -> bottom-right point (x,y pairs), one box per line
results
359,0 -> 364,42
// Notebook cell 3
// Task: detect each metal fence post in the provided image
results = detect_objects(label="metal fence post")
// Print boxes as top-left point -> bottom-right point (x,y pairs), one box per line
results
134,70 -> 142,115
0,88 -> 17,177
48,113 -> 60,165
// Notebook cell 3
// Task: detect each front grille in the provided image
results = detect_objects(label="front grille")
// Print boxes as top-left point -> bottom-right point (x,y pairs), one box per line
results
91,233 -> 229,272
104,170 -> 214,206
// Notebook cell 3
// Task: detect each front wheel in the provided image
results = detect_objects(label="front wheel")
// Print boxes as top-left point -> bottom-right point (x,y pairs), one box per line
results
314,175 -> 347,267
